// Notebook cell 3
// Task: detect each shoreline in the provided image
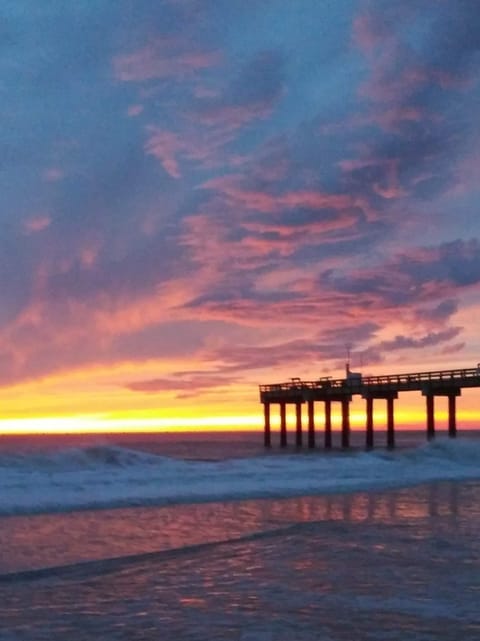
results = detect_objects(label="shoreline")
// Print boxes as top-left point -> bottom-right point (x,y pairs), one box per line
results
1,478 -> 476,577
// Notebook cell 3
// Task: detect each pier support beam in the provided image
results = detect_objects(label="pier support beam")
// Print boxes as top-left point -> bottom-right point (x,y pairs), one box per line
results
280,402 -> 287,448
295,402 -> 303,447
365,397 -> 374,450
426,395 -> 435,440
324,400 -> 332,449
341,398 -> 350,449
448,394 -> 457,438
363,391 -> 398,449
386,396 -> 395,449
263,402 -> 271,448
307,400 -> 315,449
423,387 -> 460,441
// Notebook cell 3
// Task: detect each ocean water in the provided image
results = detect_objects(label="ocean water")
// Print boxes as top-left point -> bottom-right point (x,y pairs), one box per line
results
0,430 -> 479,640
0,430 -> 479,517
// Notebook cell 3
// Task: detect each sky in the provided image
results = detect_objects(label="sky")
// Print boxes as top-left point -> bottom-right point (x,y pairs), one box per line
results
1,0 -> 480,433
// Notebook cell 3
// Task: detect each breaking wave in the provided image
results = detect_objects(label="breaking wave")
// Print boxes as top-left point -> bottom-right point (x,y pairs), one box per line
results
1,438 -> 479,516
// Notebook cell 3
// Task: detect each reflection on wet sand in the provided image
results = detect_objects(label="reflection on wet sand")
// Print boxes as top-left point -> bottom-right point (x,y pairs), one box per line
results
0,482 -> 478,641
0,481 -> 464,574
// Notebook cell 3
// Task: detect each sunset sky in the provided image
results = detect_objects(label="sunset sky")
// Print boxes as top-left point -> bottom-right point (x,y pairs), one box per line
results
1,0 -> 480,433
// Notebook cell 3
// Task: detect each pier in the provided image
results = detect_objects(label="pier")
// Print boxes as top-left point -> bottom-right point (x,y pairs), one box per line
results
259,366 -> 480,449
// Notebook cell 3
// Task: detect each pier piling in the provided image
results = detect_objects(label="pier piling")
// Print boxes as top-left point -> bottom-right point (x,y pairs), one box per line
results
341,399 -> 350,449
295,402 -> 303,447
324,400 -> 332,449
263,402 -> 271,448
307,400 -> 315,449
386,396 -> 395,449
448,394 -> 457,438
426,395 -> 435,440
280,402 -> 287,448
365,397 -> 374,450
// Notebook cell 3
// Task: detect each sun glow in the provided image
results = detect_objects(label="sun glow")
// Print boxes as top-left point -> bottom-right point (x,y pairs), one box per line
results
0,414 -> 264,435
1,363 -> 480,435
1,406 -> 478,435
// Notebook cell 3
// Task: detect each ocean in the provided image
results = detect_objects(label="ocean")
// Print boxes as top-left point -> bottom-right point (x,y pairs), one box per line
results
0,430 -> 479,640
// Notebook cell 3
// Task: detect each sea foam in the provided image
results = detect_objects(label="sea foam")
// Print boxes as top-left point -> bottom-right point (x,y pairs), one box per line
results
0,438 -> 479,516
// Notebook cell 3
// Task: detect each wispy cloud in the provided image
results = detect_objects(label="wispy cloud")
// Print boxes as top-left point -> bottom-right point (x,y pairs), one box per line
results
113,37 -> 221,82
23,215 -> 52,234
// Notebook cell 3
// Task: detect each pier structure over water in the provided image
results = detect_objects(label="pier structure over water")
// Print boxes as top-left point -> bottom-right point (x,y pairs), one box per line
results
259,366 -> 480,449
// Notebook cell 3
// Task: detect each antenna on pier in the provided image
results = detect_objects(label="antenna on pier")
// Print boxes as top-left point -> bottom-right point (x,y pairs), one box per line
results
345,344 -> 351,377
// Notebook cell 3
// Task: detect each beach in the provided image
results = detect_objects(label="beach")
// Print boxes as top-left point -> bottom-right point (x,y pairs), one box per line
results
0,433 -> 479,640
2,0 -> 480,637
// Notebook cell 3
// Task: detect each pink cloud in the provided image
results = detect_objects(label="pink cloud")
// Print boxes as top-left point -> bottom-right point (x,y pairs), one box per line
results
201,176 -> 356,214
127,104 -> 144,117
372,159 -> 407,199
241,210 -> 361,239
176,229 -> 477,347
144,124 -> 241,176
325,103 -> 427,135
79,243 -> 102,269
43,168 -> 64,183
193,102 -> 273,131
361,58 -> 473,109
359,55 -> 427,104
0,231 -> 471,388
178,204 -> 375,329
0,276 -> 203,386
338,157 -> 378,172
144,129 -> 184,178
440,342 -> 465,355
113,38 -> 221,82
339,155 -> 410,199
354,7 -> 475,113
23,215 -> 52,234
352,12 -> 390,54
126,372 -> 238,396
139,52 -> 285,175
432,70 -> 475,91
445,151 -> 480,196
374,105 -> 425,131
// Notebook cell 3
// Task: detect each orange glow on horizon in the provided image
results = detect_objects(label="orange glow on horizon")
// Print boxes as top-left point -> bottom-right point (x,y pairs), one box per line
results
1,357 -> 480,435
0,414 -> 262,435
0,407 -> 479,435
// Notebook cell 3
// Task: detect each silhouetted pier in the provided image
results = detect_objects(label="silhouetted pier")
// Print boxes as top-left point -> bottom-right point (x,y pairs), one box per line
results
259,366 -> 480,449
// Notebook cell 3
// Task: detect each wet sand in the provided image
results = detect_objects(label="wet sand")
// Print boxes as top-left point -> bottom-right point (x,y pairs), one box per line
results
1,481 -> 479,640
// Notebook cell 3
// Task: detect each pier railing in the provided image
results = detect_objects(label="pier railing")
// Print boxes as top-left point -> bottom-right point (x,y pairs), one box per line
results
260,367 -> 480,396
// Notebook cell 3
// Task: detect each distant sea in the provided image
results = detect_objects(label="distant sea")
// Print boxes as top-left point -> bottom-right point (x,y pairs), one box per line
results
0,430 -> 479,640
